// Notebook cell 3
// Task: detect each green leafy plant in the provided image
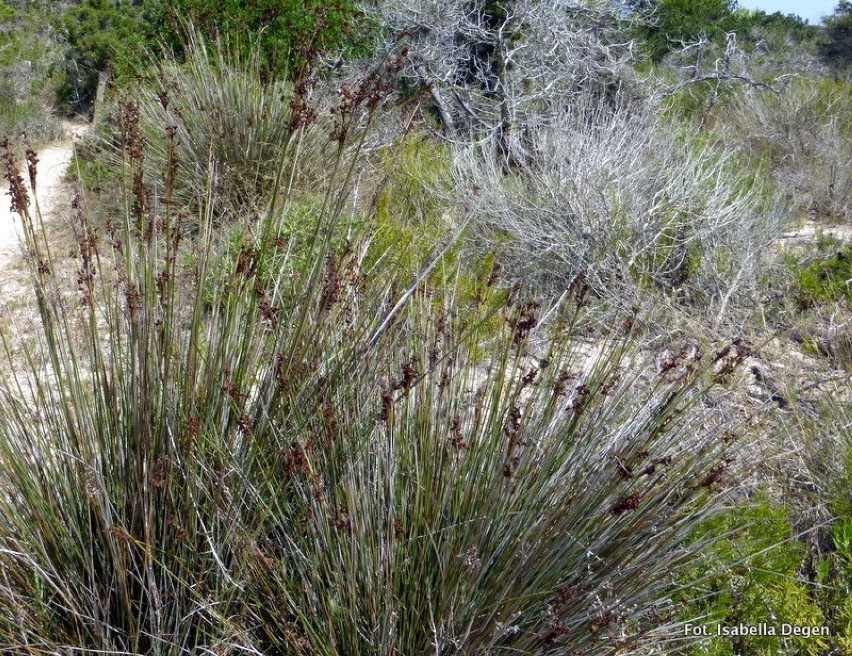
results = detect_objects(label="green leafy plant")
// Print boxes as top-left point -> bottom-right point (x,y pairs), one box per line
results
156,0 -> 368,80
789,242 -> 852,306
55,0 -> 159,111
679,496 -> 830,656
636,0 -> 740,63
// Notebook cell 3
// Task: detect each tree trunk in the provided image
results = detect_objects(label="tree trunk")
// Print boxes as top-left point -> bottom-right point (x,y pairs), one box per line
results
91,69 -> 111,125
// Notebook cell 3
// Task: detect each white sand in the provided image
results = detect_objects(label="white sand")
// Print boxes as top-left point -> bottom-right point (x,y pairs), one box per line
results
0,121 -> 86,267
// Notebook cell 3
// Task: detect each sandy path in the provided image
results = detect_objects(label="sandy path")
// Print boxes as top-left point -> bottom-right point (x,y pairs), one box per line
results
0,122 -> 88,293
0,144 -> 71,251
778,220 -> 852,246
0,121 -> 90,367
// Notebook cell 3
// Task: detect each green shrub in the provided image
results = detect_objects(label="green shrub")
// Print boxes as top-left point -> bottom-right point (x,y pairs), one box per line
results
636,0 -> 740,63
679,495 -> 831,656
0,1 -> 63,141
745,397 -> 852,654
370,135 -> 454,274
818,1 -> 852,74
54,0 -> 160,111
51,0 -> 370,113
789,242 -> 852,305
158,0 -> 369,80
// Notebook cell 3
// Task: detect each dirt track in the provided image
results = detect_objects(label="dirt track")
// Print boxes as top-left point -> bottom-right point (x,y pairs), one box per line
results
0,122 -> 88,299
0,122 -> 85,268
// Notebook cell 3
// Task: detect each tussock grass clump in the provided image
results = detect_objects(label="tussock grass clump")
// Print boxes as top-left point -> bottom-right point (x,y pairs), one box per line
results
0,54 -> 750,654
0,95 -> 61,144
87,31 -> 329,222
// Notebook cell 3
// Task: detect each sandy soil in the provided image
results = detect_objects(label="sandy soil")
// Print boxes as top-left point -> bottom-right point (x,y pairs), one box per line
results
0,120 -> 89,373
778,220 -> 852,249
0,121 -> 87,273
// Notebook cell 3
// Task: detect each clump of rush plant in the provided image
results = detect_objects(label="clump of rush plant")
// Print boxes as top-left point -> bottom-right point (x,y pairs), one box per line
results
119,28 -> 329,222
0,39 -> 751,655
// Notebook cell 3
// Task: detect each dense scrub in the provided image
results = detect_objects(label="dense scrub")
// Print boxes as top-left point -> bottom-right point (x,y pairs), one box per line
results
452,97 -> 784,323
0,1 -> 63,141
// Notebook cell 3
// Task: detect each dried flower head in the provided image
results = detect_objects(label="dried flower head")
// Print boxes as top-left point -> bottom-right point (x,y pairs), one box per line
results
1,139 -> 30,214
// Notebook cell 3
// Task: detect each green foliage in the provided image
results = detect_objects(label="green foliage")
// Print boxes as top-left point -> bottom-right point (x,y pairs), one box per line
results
0,0 -> 63,140
635,0 -> 817,64
51,0 -> 368,112
157,0 -> 369,80
368,135 -> 508,349
734,8 -> 818,51
834,518 -> 852,564
372,135 -> 453,274
56,0 -> 160,110
681,396 -> 852,656
789,241 -> 852,306
819,1 -> 852,73
680,496 -> 830,656
638,0 -> 739,62
59,0 -> 154,74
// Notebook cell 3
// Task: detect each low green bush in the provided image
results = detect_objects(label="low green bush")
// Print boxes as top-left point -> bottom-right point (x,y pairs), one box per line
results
55,0 -> 157,111
370,134 -> 455,277
156,0 -> 369,81
789,241 -> 852,306
678,495 -> 832,656
682,399 -> 852,656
